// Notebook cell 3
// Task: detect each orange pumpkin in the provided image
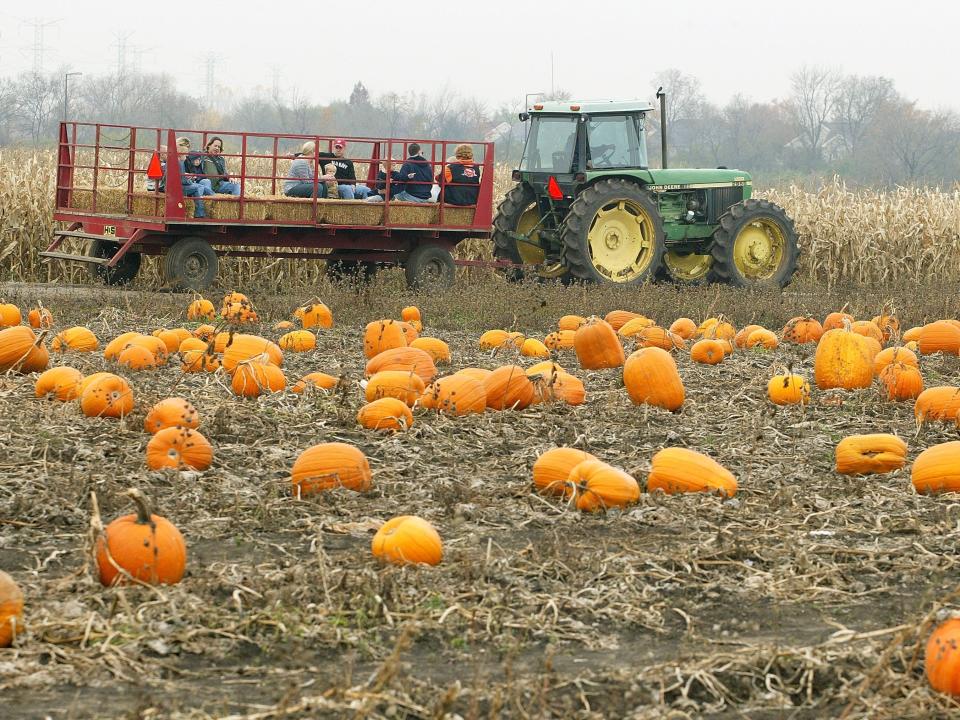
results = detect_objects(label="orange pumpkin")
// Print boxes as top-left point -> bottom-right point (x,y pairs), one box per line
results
767,373 -> 810,405
95,489 -> 186,586
290,371 -> 340,393
117,344 -> 157,371
745,328 -> 779,349
532,447 -> 596,495
879,362 -> 923,401
28,307 -> 53,329
365,347 -> 437,384
574,317 -> 625,369
0,326 -> 42,372
420,375 -> 487,416
455,367 -> 492,384
154,329 -> 185,354
295,302 -> 333,329
697,318 -> 735,341
103,332 -> 142,361
51,326 -> 98,352
291,442 -> 372,496
278,330 -> 317,352
0,303 -> 22,327
410,337 -> 451,363
194,324 -> 216,341
221,334 -> 283,372
912,441 -> 960,494
520,337 -> 550,358
231,360 -> 286,397
401,306 -> 421,323
144,397 -> 200,434
544,330 -> 576,350
690,339 -> 725,365
0,570 -> 24,648
146,427 -> 213,471
926,618 -> 960,695
123,334 -> 169,365
647,447 -> 737,497
181,348 -> 221,373
604,310 -> 641,331
569,459 -> 640,512
484,365 -> 536,410
873,346 -> 918,375
617,316 -> 656,338
186,297 -> 215,321
623,347 -> 685,411
918,321 -> 960,355
365,370 -> 425,406
782,316 -> 824,344
814,327 -> 874,390
871,313 -> 900,344
363,319 -> 407,358
668,317 -> 697,339
733,324 -> 764,348
539,372 -> 586,406
915,386 -> 960,423
372,516 -> 442,566
901,326 -> 923,343
823,310 -> 854,331
635,326 -> 685,352
850,320 -> 883,344
80,374 -> 134,418
478,329 -> 512,349
835,434 -> 907,475
274,320 -> 294,331
557,315 -> 585,331
398,321 -> 419,343
358,397 -> 414,431
35,366 -> 83,401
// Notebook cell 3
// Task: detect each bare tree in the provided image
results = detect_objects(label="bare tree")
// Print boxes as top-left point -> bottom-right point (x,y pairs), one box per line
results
833,75 -> 896,156
788,65 -> 841,166
651,68 -> 705,125
876,101 -> 960,182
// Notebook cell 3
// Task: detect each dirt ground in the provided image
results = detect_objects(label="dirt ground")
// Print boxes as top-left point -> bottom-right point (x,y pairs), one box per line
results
2,273 -> 960,719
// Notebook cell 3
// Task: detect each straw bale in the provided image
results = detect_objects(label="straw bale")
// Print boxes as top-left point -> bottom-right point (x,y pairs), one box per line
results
266,195 -> 318,223
68,188 -> 128,215
388,202 -> 440,226
441,206 -> 476,225
206,194 -> 241,221
131,191 -> 165,217
319,199 -> 384,226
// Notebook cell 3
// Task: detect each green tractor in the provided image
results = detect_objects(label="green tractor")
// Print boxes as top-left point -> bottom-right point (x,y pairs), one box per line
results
493,96 -> 799,287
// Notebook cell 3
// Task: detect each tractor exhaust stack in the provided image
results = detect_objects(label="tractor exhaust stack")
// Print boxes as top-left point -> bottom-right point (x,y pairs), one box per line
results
656,87 -> 668,170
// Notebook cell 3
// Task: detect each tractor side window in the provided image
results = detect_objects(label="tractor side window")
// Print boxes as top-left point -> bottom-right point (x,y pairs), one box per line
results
520,116 -> 579,172
587,115 -> 643,169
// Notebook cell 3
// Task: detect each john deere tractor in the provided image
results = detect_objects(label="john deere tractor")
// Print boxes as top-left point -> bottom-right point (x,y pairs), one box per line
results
493,97 -> 799,287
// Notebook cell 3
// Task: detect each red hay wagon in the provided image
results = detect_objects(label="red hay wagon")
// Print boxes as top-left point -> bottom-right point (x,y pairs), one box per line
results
45,122 -> 503,290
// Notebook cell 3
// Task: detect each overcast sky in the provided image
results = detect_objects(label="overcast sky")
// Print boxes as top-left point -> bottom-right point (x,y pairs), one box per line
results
1,0 -> 957,111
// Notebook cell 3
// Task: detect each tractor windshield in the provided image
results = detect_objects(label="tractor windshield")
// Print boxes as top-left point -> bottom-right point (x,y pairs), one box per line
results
586,114 -> 646,169
519,115 -> 579,173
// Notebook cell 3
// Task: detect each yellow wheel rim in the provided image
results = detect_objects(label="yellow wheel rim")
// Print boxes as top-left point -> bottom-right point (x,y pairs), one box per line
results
516,206 -> 567,279
587,199 -> 657,282
733,218 -> 785,280
664,251 -> 712,281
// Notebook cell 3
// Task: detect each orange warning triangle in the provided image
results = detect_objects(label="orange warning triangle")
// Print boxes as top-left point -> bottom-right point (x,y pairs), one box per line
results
147,151 -> 163,180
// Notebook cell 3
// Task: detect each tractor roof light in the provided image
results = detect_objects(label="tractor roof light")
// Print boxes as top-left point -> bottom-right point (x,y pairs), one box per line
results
569,105 -> 580,111
546,176 -> 564,200
533,104 -> 544,111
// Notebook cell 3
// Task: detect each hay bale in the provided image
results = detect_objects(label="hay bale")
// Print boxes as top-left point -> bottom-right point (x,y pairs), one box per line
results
266,195 -> 317,223
238,199 -> 271,222
131,191 -> 165,216
68,188 -> 128,214
320,199 -> 384,226
207,194 -> 241,221
442,206 -> 476,225
388,203 -> 439,226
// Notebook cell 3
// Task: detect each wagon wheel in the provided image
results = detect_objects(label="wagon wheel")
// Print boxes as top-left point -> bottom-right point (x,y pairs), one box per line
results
405,244 -> 455,291
88,239 -> 141,286
162,236 -> 218,292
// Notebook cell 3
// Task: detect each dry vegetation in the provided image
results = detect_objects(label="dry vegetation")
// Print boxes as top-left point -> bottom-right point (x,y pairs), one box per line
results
2,149 -> 960,288
2,278 -> 960,718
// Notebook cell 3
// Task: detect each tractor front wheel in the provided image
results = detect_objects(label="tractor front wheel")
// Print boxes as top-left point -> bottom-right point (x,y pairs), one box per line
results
708,199 -> 799,288
491,184 -> 570,283
658,251 -> 714,285
560,179 -> 665,285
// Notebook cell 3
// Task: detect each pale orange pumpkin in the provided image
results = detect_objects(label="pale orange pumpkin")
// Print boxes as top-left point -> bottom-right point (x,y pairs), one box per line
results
454,367 -> 492,384
604,310 -> 641,331
623,347 -> 685,411
358,397 -> 414,431
420,375 -> 487,416
544,330 -> 576,350
617,316 -> 656,338
0,303 -> 22,327
221,334 -> 283,372
35,366 -> 83,401
291,442 -> 372,496
410,337 -> 451,364
647,447 -> 737,497
912,441 -> 960,494
915,386 -> 960,423
557,315 -> 585,331
520,337 -> 550,358
635,326 -> 685,352
51,326 -> 98,353
291,371 -> 340,393
532,447 -> 596,495
574,317 -> 625,369
835,434 -> 907,475
918,321 -> 960,355
278,330 -> 317,352
365,370 -> 425,406
569,459 -> 640,512
745,328 -> 779,350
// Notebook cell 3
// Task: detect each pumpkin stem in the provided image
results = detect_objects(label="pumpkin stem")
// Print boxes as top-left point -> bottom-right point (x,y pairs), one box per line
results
125,488 -> 155,525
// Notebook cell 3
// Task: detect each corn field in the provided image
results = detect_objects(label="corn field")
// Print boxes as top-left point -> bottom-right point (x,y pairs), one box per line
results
2,148 -> 958,288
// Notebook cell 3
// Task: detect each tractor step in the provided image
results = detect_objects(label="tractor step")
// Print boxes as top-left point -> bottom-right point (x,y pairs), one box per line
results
38,251 -> 109,265
53,229 -> 123,242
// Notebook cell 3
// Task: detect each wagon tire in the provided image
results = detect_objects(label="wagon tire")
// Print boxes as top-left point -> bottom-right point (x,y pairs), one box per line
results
405,244 -> 455,291
88,239 -> 141,286
163,236 -> 218,292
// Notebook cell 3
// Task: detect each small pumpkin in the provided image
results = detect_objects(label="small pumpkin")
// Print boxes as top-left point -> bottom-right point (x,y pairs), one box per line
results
574,317 -> 625,369
879,362 -> 923,401
733,324 -> 764,348
291,442 -> 372,496
364,319 -> 407,358
35,366 -> 83,401
410,337 -> 451,364
690,339 -> 725,365
647,447 -> 737,497
0,303 -> 22,327
231,360 -> 286,397
871,313 -> 900,344
0,570 -> 24,647
295,302 -> 333,329
668,317 -> 697,340
617,316 -> 656,338
484,365 -> 536,410
604,310 -> 641,331
532,447 -> 596,496
154,329 -> 185,354
569,459 -> 640,512
401,306 -> 421,323
520,337 -> 550,358
915,386 -> 960,423
697,317 -> 735,341
912,441 -> 960,494
544,330 -> 576,350
623,347 -> 685,412
782,316 -> 824,344
850,320 -> 883,344
823,310 -> 854,331
103,332 -> 141,361
745,328 -> 779,350
291,371 -> 340,393
526,360 -> 565,377
117,344 -> 157,371
194,324 -> 216,341
925,618 -> 960,695
124,334 -> 169,365
181,348 -> 221,373
365,370 -> 425,406
420,375 -> 487,416
557,315 -> 585,331
278,330 -> 317,352
873,346 -> 919,375
767,373 -> 810,405
51,326 -> 98,353
273,320 -> 294,331
80,374 -> 134,418
365,347 -> 437,384
144,397 -> 200,434
478,329 -> 511,349
95,489 -> 186,586
358,397 -> 414,431
635,326 -> 685,352
146,427 -> 213,471
186,297 -> 215,321
538,372 -> 586,406
28,307 -> 53,329
372,516 -> 442,566
835,434 -> 907,475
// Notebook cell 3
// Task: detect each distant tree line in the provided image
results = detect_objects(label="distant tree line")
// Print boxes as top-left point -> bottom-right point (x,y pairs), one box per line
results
0,66 -> 956,187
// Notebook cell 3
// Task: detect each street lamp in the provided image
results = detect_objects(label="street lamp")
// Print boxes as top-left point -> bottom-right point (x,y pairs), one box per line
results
523,92 -> 544,140
64,71 -> 82,122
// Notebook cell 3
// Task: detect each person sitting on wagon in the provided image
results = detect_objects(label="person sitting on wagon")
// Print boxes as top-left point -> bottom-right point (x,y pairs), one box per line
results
392,143 -> 434,203
201,136 -> 241,196
283,141 -> 335,198
437,144 -> 480,205
365,161 -> 403,203
176,137 -> 214,217
319,139 -> 371,200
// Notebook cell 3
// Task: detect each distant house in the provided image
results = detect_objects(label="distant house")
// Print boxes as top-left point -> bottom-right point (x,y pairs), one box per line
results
785,121 -> 847,162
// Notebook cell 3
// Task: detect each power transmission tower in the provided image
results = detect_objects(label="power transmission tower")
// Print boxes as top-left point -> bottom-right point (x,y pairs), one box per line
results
271,66 -> 281,100
205,55 -> 216,107
114,31 -> 133,78
28,17 -> 59,74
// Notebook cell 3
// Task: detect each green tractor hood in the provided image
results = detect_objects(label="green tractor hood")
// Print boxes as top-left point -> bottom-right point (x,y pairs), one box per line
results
640,167 -> 752,190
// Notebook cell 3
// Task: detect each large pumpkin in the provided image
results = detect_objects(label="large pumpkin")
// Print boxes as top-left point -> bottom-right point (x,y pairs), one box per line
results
295,302 -> 334,329
532,447 -> 596,496
0,570 -> 23,648
918,321 -> 960,355
146,427 -> 213,471
365,347 -> 437,384
574,317 -> 625,370
0,303 -> 22,327
365,370 -> 425,406
484,365 -> 536,410
144,397 -> 200,434
410,337 -> 451,364
782,316 -> 824,344
879,362 -> 923,402
357,397 -> 414,432
35,366 -> 83,401
186,297 -> 215,321
647,447 -> 737,497
80,374 -> 134,418
363,319 -> 408,358
915,386 -> 960,423
95,489 -> 186,586
814,327 -> 874,390
371,516 -> 442,566
835,434 -> 907,475
231,361 -> 286,397
420,375 -> 487,416
569,459 -> 640,512
623,347 -> 685,412
278,330 -> 317,352
51,326 -> 98,352
926,618 -> 960,695
912,441 -> 960,494
0,325 -> 41,372
221,334 -> 283,372
290,442 -> 372,496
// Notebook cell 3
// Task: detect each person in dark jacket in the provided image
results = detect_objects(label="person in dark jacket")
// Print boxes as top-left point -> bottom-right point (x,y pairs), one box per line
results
201,136 -> 241,195
319,139 -> 371,200
365,161 -> 403,202
393,143 -> 434,202
438,144 -> 480,205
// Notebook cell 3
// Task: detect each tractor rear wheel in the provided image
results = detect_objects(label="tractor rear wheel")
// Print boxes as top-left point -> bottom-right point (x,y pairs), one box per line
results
708,199 -> 798,288
491,185 -> 570,283
560,179 -> 665,285
659,251 -> 713,285
88,239 -> 141,286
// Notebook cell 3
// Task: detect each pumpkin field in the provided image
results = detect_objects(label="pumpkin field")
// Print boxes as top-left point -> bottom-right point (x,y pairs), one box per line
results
3,274 -> 960,719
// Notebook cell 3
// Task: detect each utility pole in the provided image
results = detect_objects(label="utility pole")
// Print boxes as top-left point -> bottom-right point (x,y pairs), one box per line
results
64,71 -> 82,121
